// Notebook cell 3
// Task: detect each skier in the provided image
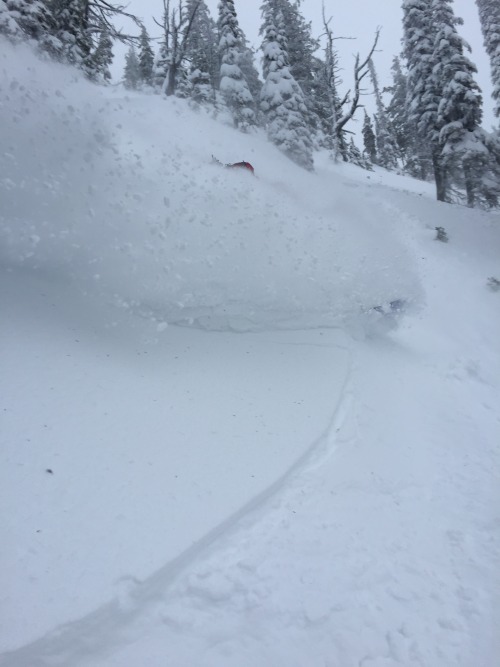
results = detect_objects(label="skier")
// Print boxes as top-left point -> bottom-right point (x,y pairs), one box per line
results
227,161 -> 254,174
212,156 -> 255,175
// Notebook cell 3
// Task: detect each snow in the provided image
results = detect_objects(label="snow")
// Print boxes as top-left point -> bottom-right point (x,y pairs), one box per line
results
1,40 -> 500,667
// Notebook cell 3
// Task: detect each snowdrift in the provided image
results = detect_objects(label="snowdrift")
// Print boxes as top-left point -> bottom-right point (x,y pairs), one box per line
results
0,40 -> 421,332
1,39 -> 500,667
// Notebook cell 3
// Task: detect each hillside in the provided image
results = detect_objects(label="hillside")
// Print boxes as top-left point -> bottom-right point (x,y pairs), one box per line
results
1,41 -> 499,667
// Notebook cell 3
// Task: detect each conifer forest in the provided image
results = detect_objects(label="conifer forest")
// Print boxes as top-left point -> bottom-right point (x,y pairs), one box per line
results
2,0 -> 500,208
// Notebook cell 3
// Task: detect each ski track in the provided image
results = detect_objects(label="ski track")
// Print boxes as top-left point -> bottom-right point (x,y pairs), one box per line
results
0,351 -> 354,667
3,175 -> 499,667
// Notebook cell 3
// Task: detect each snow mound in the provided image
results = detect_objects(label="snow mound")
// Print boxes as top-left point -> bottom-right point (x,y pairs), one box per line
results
0,41 -> 422,332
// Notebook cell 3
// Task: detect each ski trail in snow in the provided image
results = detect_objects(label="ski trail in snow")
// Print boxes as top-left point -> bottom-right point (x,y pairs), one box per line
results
0,344 -> 354,667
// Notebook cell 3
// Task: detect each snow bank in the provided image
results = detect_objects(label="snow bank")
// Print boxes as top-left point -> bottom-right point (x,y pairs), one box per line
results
0,40 -> 421,332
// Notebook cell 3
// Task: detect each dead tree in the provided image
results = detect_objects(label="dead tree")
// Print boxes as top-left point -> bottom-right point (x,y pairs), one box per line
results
336,30 -> 380,140
321,5 -> 353,161
154,0 -> 201,96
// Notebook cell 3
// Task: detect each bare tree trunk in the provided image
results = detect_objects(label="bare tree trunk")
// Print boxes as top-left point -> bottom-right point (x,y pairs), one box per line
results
432,151 -> 447,202
463,160 -> 476,207
166,61 -> 177,96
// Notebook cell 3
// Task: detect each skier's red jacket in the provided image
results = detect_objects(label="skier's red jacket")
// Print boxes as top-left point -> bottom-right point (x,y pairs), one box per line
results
227,161 -> 255,174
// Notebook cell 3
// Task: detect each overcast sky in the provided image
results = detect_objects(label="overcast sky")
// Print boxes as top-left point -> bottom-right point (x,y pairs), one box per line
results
115,0 -> 496,132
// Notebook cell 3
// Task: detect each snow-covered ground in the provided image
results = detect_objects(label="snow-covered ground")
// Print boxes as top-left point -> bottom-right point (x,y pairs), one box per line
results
1,42 -> 499,667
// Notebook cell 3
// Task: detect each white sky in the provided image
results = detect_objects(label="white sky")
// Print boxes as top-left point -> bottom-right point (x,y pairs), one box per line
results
115,0 -> 496,132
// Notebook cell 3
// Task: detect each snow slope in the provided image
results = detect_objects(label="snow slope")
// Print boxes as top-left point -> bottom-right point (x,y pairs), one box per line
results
1,41 -> 499,667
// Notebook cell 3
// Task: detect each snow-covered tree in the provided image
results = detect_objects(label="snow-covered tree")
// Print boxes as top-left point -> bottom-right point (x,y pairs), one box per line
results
153,41 -> 169,91
41,0 -> 93,74
385,55 -> 429,177
362,111 -> 377,164
368,57 -> 399,170
154,0 -> 201,97
348,137 -> 373,171
402,0 -> 495,206
385,57 -> 409,159
315,11 -> 348,159
188,67 -> 212,107
260,2 -> 313,170
402,0 -> 447,199
218,0 -> 256,131
138,25 -> 154,87
90,26 -> 113,83
238,44 -> 262,112
184,0 -> 218,95
476,0 -> 500,119
123,45 -> 140,90
0,0 -> 47,41
275,0 -> 319,132
432,0 -> 485,207
1,0 -> 141,81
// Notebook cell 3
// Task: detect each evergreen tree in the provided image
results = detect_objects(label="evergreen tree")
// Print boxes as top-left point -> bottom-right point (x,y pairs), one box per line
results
0,0 -> 47,41
277,0 -> 317,96
368,57 -> 399,170
153,41 -> 169,92
385,58 -> 409,162
218,0 -> 256,131
188,67 -> 212,107
432,0 -> 485,207
403,0 -> 495,206
348,137 -> 373,171
42,0 -> 93,74
260,2 -> 313,170
238,43 -> 262,112
1,0 -> 141,81
90,26 -> 113,83
402,0 -> 446,199
138,25 -> 154,86
184,0 -> 218,96
257,0 -> 321,136
123,45 -> 140,90
385,56 -> 430,179
475,0 -> 500,119
362,111 -> 377,164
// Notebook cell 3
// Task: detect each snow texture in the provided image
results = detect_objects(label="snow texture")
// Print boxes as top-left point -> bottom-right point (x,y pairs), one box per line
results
1,39 -> 499,667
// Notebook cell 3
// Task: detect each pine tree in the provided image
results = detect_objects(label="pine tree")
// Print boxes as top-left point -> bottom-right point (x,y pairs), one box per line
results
188,67 -> 212,107
275,0 -> 319,132
476,0 -> 500,119
184,0 -> 218,97
402,0 -> 447,199
368,57 -> 399,169
1,0 -> 142,82
0,0 -> 47,41
432,0 -> 485,207
42,0 -> 93,75
362,111 -> 377,164
138,25 -> 154,86
123,45 -> 140,90
153,41 -> 169,92
90,26 -> 113,83
385,56 -> 429,179
260,2 -> 313,170
218,0 -> 256,131
348,137 -> 373,171
238,44 -> 262,112
277,0 -> 317,97
385,58 -> 409,162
